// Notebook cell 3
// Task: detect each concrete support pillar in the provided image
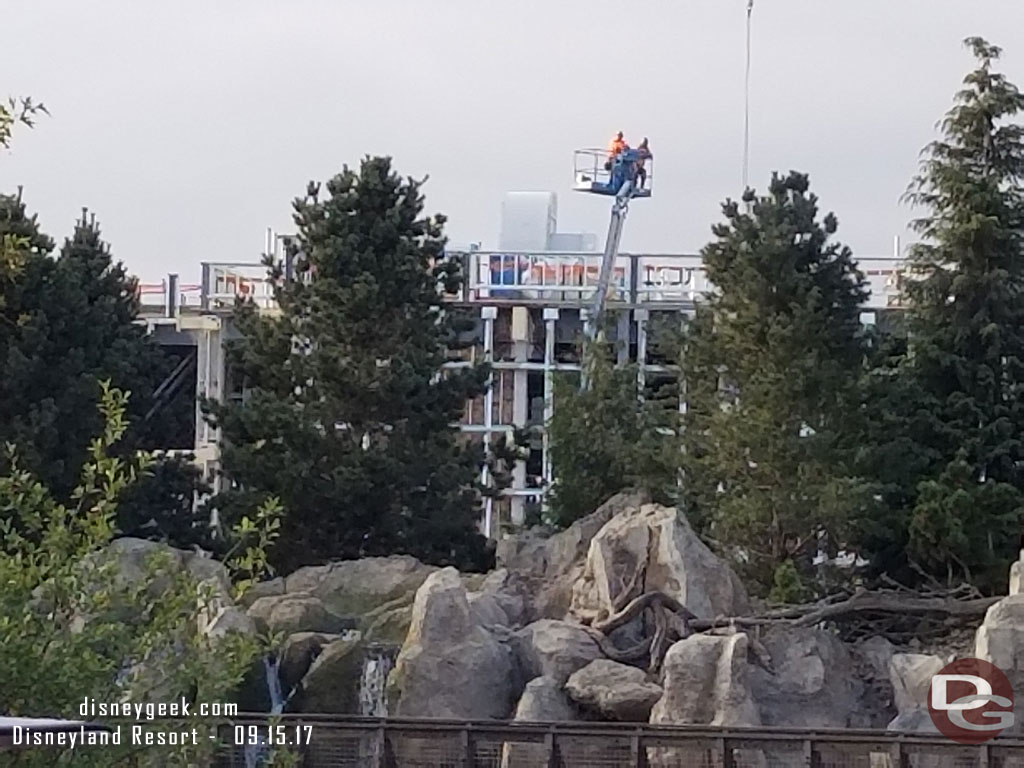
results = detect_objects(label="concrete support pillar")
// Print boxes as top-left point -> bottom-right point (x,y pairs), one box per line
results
542,308 -> 559,503
635,309 -> 649,395
186,315 -> 225,527
166,273 -> 179,318
616,310 -> 630,365
480,306 -> 497,538
510,306 -> 531,526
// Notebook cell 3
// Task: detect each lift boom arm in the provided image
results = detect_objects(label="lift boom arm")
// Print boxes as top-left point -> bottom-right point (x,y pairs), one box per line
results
584,179 -> 634,343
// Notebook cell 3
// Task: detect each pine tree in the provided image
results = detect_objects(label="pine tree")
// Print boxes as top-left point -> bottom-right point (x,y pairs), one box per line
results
864,38 -> 1024,588
0,198 -> 201,542
681,172 -> 873,591
1,204 -> 159,492
547,339 -> 680,527
206,157 -> 493,573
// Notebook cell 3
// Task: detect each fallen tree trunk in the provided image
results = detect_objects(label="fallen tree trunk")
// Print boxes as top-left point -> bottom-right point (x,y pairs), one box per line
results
586,587 -> 1004,673
687,590 -> 1002,631
791,592 -> 1001,627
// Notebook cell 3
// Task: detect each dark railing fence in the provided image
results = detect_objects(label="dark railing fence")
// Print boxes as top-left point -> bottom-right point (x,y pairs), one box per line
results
212,716 -> 1024,768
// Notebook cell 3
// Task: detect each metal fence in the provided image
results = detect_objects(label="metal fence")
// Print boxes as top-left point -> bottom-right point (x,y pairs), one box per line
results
212,716 -> 1024,768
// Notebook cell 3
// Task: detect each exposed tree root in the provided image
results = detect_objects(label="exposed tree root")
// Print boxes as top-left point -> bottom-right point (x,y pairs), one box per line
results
585,585 -> 1002,675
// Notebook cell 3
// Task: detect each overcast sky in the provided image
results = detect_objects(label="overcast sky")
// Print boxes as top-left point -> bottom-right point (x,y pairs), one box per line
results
4,0 -> 1024,282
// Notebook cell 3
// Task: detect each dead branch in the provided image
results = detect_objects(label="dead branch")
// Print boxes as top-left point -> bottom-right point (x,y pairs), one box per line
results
611,561 -> 647,613
583,626 -> 652,663
593,591 -> 697,635
583,583 -> 1003,677
791,592 -> 1000,627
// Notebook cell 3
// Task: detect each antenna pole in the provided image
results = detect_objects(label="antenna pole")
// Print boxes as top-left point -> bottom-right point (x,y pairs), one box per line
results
742,0 -> 754,195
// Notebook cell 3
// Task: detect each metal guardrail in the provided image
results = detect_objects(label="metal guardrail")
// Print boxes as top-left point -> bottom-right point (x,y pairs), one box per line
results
137,253 -> 907,319
210,716 -> 1024,768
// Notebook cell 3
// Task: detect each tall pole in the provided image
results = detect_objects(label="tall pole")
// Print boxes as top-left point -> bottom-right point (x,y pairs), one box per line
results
742,0 -> 754,195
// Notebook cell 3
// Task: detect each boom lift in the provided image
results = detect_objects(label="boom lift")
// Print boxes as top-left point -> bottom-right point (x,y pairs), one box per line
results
572,144 -> 653,386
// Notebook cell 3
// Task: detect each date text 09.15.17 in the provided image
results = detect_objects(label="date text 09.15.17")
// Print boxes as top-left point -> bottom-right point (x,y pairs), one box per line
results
233,724 -> 314,747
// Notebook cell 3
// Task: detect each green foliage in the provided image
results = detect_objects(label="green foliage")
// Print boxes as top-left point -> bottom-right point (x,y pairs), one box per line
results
546,339 -> 679,527
207,157 -> 493,573
0,383 -> 283,767
768,559 -> 813,604
116,454 -> 217,551
0,197 -> 202,541
681,172 -> 873,591
859,37 -> 1024,589
0,95 -> 47,151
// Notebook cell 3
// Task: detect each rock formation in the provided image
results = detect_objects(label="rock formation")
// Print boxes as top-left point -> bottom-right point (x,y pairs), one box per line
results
99,496 -> 1024,731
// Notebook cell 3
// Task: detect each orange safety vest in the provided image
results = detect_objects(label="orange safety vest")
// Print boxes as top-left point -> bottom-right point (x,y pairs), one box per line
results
608,137 -> 626,158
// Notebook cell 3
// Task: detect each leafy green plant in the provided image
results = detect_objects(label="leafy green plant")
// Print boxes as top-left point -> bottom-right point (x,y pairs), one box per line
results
0,383 -> 284,766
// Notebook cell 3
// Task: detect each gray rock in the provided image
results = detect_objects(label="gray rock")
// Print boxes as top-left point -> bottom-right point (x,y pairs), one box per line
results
881,652 -> 945,736
469,592 -> 511,628
94,538 -> 231,603
1009,550 -> 1024,596
974,594 -> 1024,735
514,676 -> 575,722
497,489 -> 652,621
651,633 -> 760,727
389,568 -> 516,719
565,660 -> 662,722
204,606 -> 257,639
571,503 -> 749,623
852,636 -> 898,728
749,625 -> 868,728
514,619 -> 602,685
279,631 -> 347,695
500,677 -> 576,768
889,653 -> 945,715
293,634 -> 364,713
284,555 -> 436,619
238,577 -> 285,608
888,708 -> 939,733
248,593 -> 353,636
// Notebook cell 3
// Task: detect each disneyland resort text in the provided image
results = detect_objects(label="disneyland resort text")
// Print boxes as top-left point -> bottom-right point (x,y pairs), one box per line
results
12,725 -> 200,747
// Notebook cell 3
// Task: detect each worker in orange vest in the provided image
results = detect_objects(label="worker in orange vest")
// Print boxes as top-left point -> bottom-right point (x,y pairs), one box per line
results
605,131 -> 628,170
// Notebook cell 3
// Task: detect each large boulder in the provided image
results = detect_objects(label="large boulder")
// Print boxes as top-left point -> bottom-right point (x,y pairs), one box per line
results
1008,550 -> 1024,596
885,653 -> 944,733
511,676 -> 576,722
290,634 -> 364,714
94,538 -> 232,610
514,620 -> 602,685
565,660 -> 663,722
651,633 -> 760,727
388,568 -> 516,719
500,677 -> 576,768
649,634 -> 761,768
975,594 -> 1024,734
570,504 -> 749,623
890,653 -> 945,716
749,625 -> 870,728
279,631 -> 348,696
852,636 -> 899,728
238,577 -> 285,608
247,593 -> 353,636
497,490 -> 652,621
284,555 -> 437,619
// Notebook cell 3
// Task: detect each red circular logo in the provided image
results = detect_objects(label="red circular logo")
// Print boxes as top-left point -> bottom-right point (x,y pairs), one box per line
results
928,658 -> 1015,743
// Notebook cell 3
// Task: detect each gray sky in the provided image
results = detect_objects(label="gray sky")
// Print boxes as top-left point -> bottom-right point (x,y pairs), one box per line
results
4,0 -> 1024,282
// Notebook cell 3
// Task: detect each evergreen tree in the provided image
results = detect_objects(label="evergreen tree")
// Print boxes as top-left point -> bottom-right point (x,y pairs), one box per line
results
206,157 -> 493,573
547,339 -> 680,527
681,172 -> 873,591
862,38 -> 1024,588
0,197 -> 201,539
117,454 -> 217,551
